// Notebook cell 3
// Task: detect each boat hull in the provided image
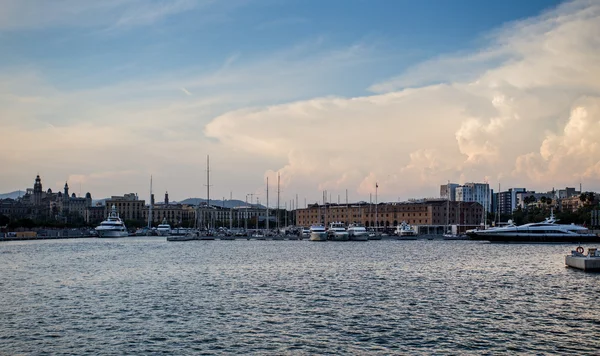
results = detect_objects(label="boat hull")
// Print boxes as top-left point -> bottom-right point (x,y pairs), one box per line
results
310,232 -> 327,241
565,255 -> 600,271
97,230 -> 128,238
467,232 -> 600,243
349,234 -> 369,241
329,233 -> 349,241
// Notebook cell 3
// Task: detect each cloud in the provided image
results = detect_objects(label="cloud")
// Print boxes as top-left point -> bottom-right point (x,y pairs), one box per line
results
204,0 -> 600,200
181,87 -> 193,96
3,0 -> 600,203
0,0 -> 203,31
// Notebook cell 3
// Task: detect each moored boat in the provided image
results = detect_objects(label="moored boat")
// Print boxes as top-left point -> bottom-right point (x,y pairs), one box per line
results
565,247 -> 600,271
328,222 -> 349,241
95,205 -> 128,238
467,212 -> 600,243
395,221 -> 418,240
156,218 -> 171,236
347,224 -> 369,241
309,224 -> 327,241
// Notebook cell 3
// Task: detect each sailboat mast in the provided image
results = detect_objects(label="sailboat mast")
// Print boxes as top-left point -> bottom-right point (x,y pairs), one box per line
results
205,155 -> 212,229
148,175 -> 153,229
277,173 -> 280,231
446,180 -> 450,232
266,177 -> 269,232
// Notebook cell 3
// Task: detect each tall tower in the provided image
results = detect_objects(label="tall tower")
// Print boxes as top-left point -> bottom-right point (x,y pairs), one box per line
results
165,191 -> 169,205
63,182 -> 70,217
33,175 -> 43,205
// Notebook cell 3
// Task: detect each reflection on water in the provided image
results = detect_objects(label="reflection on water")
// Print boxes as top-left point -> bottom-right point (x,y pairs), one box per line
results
1,238 -> 599,354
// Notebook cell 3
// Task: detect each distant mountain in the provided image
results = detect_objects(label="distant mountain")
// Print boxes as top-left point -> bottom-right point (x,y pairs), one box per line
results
178,198 -> 264,209
0,191 -> 25,200
92,198 -> 108,205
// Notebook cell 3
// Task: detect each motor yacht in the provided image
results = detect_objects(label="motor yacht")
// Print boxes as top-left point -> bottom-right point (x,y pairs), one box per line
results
309,224 -> 327,241
156,218 -> 172,236
347,224 -> 369,241
327,222 -> 349,241
395,221 -> 418,240
95,205 -> 128,238
467,213 -> 600,243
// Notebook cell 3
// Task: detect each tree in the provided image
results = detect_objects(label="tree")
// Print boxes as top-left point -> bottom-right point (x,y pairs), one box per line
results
0,214 -> 9,227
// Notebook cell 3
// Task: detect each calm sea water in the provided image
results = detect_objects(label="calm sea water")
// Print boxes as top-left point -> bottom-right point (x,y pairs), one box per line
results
1,238 -> 599,355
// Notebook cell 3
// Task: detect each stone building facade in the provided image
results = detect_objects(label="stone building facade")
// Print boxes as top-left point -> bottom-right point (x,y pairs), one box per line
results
295,200 -> 483,230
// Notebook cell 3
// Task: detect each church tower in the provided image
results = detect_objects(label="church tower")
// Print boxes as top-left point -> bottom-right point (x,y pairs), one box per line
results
33,175 -> 43,205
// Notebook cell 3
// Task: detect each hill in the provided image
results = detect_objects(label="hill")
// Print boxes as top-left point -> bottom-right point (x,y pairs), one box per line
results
0,191 -> 25,200
178,198 -> 263,209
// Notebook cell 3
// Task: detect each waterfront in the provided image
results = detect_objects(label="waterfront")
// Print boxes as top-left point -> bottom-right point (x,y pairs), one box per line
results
1,238 -> 600,354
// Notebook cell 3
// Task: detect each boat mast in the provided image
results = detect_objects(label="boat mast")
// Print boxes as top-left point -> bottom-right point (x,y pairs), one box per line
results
276,173 -> 280,231
266,177 -> 269,232
205,155 -> 212,229
229,191 -> 233,230
446,180 -> 450,233
375,183 -> 378,233
148,175 -> 153,229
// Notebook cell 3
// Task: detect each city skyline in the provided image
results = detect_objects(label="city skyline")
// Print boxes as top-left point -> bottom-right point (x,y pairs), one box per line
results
2,0 -> 600,204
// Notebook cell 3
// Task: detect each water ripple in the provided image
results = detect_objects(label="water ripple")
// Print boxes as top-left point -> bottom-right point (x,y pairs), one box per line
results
1,238 -> 599,354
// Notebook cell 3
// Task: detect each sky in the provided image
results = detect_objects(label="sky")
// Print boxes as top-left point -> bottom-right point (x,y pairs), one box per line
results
2,0 -> 600,207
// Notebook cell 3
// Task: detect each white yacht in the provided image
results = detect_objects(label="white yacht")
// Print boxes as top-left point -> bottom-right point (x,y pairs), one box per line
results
95,205 -> 128,238
466,212 -> 600,243
395,221 -> 418,240
156,218 -> 172,236
327,222 -> 349,241
309,224 -> 327,241
300,227 -> 311,239
347,224 -> 369,241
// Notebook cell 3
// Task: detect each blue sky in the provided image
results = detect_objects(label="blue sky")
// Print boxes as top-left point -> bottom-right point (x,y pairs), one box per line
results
2,0 -> 600,204
2,0 -> 563,96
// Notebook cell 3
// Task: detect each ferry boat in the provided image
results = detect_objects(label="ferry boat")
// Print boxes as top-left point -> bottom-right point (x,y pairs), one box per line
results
328,222 -> 349,241
95,205 -> 128,238
466,212 -> 600,243
156,218 -> 171,236
347,224 -> 369,241
309,224 -> 327,241
395,221 -> 418,240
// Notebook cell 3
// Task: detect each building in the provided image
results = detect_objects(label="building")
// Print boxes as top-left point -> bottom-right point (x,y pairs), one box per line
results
440,183 -> 459,201
0,198 -> 29,219
456,183 -> 492,213
58,183 -> 92,220
497,188 -> 526,215
105,193 -> 145,222
561,196 -> 583,213
85,205 -> 106,225
17,175 -> 92,222
295,200 -> 484,234
195,203 -> 268,229
557,187 -> 578,199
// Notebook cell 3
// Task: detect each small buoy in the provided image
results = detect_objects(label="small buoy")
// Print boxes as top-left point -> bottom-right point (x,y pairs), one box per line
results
576,246 -> 584,254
